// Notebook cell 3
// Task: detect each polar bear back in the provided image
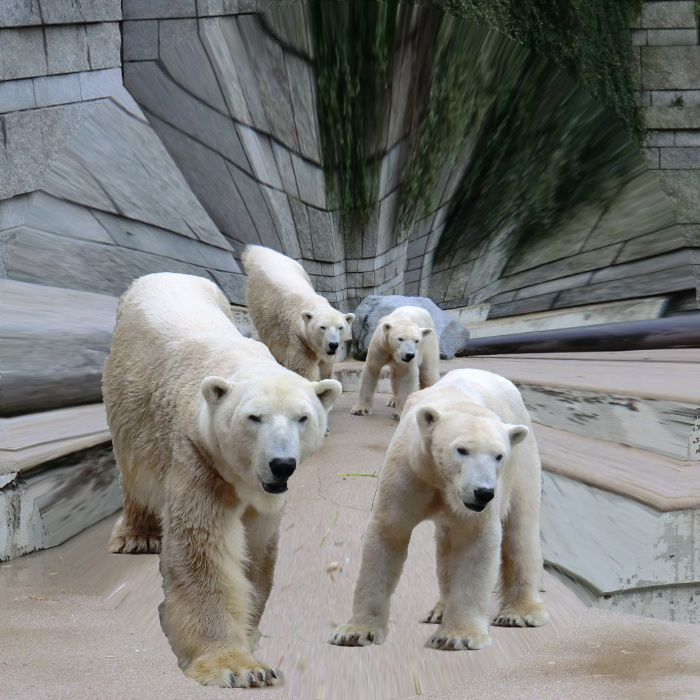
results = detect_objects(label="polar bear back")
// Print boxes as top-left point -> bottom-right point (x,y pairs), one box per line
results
383,305 -> 435,330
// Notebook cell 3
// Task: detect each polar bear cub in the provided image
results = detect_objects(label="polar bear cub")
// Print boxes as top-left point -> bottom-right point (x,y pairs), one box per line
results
351,306 -> 440,420
330,368 -> 549,651
242,245 -> 354,381
103,272 -> 341,688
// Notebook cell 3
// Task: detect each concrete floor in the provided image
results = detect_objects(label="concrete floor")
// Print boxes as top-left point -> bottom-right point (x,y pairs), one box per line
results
1,394 -> 698,700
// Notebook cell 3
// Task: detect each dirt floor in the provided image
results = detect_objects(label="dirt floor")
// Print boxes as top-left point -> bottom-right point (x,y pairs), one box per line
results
2,394 -> 699,700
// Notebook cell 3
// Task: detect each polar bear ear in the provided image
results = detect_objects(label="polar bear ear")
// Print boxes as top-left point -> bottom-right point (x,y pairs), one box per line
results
345,313 -> 355,325
421,327 -> 433,337
382,322 -> 392,334
416,406 -> 440,434
201,376 -> 231,408
301,310 -> 314,324
313,379 -> 342,410
507,424 -> 529,447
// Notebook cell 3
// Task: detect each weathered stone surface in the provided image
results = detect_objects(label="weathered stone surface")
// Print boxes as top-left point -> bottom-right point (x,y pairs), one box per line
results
641,1 -> 697,29
308,207 -> 336,262
0,28 -> 47,80
0,194 -> 29,231
291,154 -> 326,209
263,187 -> 302,259
660,146 -> 700,168
158,19 -> 199,54
41,100 -> 226,247
647,130 -> 675,147
109,84 -> 147,120
486,293 -> 559,319
675,129 -> 700,146
198,0 -> 240,15
208,269 -> 246,304
237,125 -> 281,187
123,0 -> 197,20
45,25 -> 90,75
25,192 -> 114,244
145,111 -> 261,244
78,67 -> 122,101
0,77 -> 36,112
0,0 -> 42,27
351,294 -> 470,360
656,169 -> 700,222
125,61 -> 250,172
647,28 -> 698,45
2,102 -> 95,200
285,53 -> 320,162
289,197 -> 314,258
33,73 -> 82,107
651,89 -> 700,107
0,443 -> 121,561
85,22 -> 121,70
0,280 -> 117,416
122,20 -> 159,61
36,0 -> 122,24
617,224 -> 688,263
645,105 -> 700,129
642,46 -> 700,90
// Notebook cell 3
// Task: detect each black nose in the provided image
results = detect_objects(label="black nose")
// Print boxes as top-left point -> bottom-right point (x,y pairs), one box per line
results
474,488 -> 494,505
269,458 -> 296,480
403,353 -> 415,362
328,342 -> 339,351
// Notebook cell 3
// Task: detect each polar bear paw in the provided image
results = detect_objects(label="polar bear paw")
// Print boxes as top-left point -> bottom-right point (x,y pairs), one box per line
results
391,411 -> 402,421
426,628 -> 492,651
328,623 -> 385,647
386,397 -> 396,408
185,650 -> 281,688
350,404 -> 373,416
419,604 -> 443,624
493,601 -> 549,628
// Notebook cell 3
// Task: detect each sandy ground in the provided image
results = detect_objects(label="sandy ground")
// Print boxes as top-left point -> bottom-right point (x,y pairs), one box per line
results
1,394 -> 698,700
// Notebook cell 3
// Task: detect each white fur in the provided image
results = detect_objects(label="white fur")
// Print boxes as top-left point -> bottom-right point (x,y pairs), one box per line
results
330,368 -> 549,652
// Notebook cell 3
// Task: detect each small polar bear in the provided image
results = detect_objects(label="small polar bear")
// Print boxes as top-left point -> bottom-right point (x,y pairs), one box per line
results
242,245 -> 354,381
330,368 -> 549,652
103,272 -> 341,688
351,306 -> 440,420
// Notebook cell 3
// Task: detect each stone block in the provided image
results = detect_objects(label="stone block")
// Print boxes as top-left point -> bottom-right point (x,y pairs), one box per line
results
237,126 -> 281,188
85,22 -> 121,70
0,194 -> 29,231
33,73 -> 81,107
263,187 -> 301,259
645,105 -> 700,129
122,20 -> 159,61
486,293 -> 559,318
123,0 -> 197,20
109,84 -> 147,120
308,207 -> 336,262
197,0 -> 240,15
45,25 -> 90,75
289,197 -> 314,258
617,224 -> 688,262
78,68 -> 122,101
675,129 -> 700,145
642,1 -> 697,29
200,19 -> 252,124
41,0 -> 122,24
271,142 -> 299,197
655,169 -> 700,222
25,192 -> 114,244
285,53 -> 320,162
0,0 -> 42,27
159,35 -> 229,113
291,154 -> 326,209
632,29 -> 648,46
159,19 -> 199,54
660,146 -> 700,168
41,101 -> 225,247
125,61 -> 250,172
642,46 -> 700,90
0,27 -> 47,80
645,146 -> 661,168
647,130 -> 675,147
230,166 -> 280,250
647,28 -> 698,45
0,78 -> 36,112
652,89 -> 700,107
208,270 -> 246,304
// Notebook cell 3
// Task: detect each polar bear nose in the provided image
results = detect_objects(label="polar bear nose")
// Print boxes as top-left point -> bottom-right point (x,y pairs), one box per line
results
403,352 -> 415,362
269,458 -> 297,480
474,488 -> 495,505
328,342 -> 339,352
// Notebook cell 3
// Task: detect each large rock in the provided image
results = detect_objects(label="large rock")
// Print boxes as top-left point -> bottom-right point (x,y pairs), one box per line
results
351,295 -> 470,360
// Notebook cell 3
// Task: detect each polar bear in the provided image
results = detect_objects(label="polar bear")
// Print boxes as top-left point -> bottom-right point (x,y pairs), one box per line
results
242,245 -> 354,381
329,368 -> 548,651
102,272 -> 341,688
350,306 -> 439,420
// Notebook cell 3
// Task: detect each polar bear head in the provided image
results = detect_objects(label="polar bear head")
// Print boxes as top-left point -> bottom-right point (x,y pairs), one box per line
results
415,404 -> 528,515
199,373 -> 342,496
300,309 -> 355,357
382,320 -> 433,364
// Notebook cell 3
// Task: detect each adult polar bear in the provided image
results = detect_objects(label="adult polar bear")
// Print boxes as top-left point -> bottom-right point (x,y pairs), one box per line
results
242,245 -> 354,380
330,368 -> 548,651
103,272 -> 341,688
350,306 -> 439,420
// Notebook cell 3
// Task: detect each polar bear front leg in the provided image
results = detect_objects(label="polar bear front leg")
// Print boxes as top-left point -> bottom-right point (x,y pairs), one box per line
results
391,365 -> 419,420
420,522 -> 451,624
351,347 -> 387,416
494,489 -> 549,628
329,513 -> 414,647
426,524 -> 501,651
242,508 -> 282,650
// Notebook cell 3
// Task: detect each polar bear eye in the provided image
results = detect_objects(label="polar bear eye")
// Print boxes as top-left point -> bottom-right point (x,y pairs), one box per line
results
299,415 -> 308,424
398,337 -> 404,342
320,325 -> 327,330
457,447 -> 469,456
496,454 -> 503,461
248,415 -> 262,423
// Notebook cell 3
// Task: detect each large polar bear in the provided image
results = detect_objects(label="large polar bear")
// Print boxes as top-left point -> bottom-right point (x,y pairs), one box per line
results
242,245 -> 354,380
350,306 -> 440,420
102,272 -> 341,688
330,368 -> 549,651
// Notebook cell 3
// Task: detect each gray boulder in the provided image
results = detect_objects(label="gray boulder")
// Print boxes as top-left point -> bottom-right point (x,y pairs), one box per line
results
351,295 -> 470,361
